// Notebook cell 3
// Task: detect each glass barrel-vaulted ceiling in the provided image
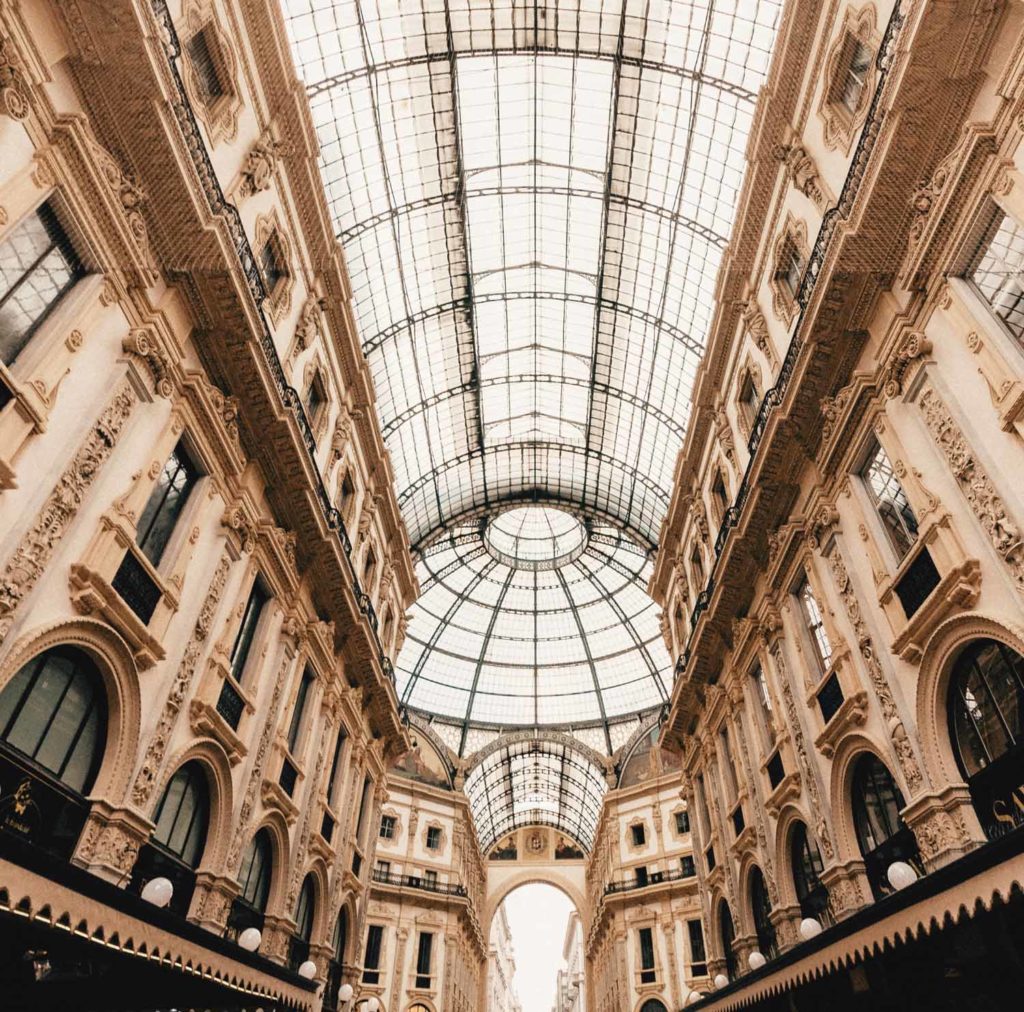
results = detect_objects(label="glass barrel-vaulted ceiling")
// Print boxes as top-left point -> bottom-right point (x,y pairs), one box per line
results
283,2 -> 783,798
282,0 -> 782,550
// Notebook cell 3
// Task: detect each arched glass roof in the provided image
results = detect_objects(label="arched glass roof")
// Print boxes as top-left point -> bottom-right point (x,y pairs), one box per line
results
464,736 -> 609,851
283,0 -> 782,551
397,507 -> 671,752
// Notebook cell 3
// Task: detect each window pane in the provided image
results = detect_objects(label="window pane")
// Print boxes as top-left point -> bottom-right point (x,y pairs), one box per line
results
0,205 -> 80,366
798,578 -> 832,674
136,443 -> 199,566
860,439 -> 917,560
972,211 -> 1024,343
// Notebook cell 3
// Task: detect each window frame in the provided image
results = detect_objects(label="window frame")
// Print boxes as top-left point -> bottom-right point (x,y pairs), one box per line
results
151,760 -> 210,869
795,573 -> 833,680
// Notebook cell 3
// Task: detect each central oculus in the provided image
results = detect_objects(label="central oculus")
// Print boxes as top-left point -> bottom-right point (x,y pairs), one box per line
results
484,505 -> 588,571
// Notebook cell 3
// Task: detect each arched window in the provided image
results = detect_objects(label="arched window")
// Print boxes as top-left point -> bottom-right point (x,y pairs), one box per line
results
290,873 -> 317,969
851,753 -> 919,899
790,822 -> 831,925
749,866 -> 777,959
324,909 -> 349,1012
640,1001 -> 668,1012
0,646 -> 106,794
238,829 -> 273,913
950,639 -> 1024,839
130,761 -> 210,914
718,899 -> 737,981
152,762 -> 209,868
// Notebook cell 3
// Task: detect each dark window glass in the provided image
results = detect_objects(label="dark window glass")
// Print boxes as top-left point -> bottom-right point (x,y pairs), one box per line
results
304,373 -> 326,425
230,581 -> 269,683
135,442 -> 199,566
797,576 -> 833,676
719,900 -> 737,980
687,919 -> 707,973
971,210 -> 1024,343
680,855 -> 696,877
791,822 -> 831,924
294,875 -> 315,941
852,754 -> 906,854
379,814 -> 396,839
631,823 -> 646,847
675,810 -> 690,835
750,866 -> 778,959
776,237 -> 803,298
951,639 -> 1024,776
339,471 -> 356,524
286,669 -> 314,755
152,761 -> 208,868
355,776 -> 373,844
237,829 -> 273,912
0,646 -> 106,794
260,238 -> 285,292
751,665 -> 776,747
860,439 -> 918,561
0,203 -> 82,366
325,911 -> 348,1011
186,27 -> 224,104
638,926 -> 656,983
635,865 -> 648,887
326,728 -> 347,807
426,825 -> 442,850
363,924 -> 383,983
415,931 -> 433,988
838,35 -> 872,113
738,372 -> 760,433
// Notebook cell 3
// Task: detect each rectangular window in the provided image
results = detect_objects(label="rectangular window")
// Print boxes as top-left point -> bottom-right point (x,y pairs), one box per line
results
838,34 -> 872,113
719,729 -> 739,800
374,860 -> 390,877
379,814 -> 396,840
630,823 -> 646,847
695,774 -> 711,841
797,576 -> 833,677
135,441 -> 200,567
260,238 -> 285,293
1,202 -> 83,367
860,438 -> 919,561
970,210 -> 1024,342
425,826 -> 442,850
362,925 -> 383,984
675,810 -> 690,835
326,728 -> 347,808
229,580 -> 268,684
415,932 -> 433,989
751,665 -> 776,747
688,920 -> 707,975
711,471 -> 729,527
187,27 -> 224,104
285,668 -> 314,755
303,373 -> 326,426
738,372 -> 760,433
638,927 -> 656,984
424,869 -> 438,888
777,237 -> 804,299
355,776 -> 373,846
680,855 -> 696,877
635,865 -> 648,887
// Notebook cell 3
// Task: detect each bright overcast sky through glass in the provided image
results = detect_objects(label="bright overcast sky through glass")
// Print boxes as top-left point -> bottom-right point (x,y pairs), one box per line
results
500,883 -> 575,1011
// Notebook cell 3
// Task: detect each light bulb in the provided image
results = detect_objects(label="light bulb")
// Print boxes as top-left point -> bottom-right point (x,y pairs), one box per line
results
365,999 -> 380,1012
714,973 -> 729,989
799,917 -> 822,940
887,861 -> 918,891
748,950 -> 766,970
238,927 -> 262,951
298,959 -> 317,979
140,876 -> 173,908
337,983 -> 354,1002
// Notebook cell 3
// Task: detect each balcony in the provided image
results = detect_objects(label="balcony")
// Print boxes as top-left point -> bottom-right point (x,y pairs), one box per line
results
604,865 -> 695,895
370,869 -> 466,897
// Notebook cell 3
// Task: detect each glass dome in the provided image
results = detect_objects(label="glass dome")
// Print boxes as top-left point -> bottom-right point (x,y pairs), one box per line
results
397,506 -> 672,752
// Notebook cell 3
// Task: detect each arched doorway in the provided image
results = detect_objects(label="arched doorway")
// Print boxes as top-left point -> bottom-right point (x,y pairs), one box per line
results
488,882 -> 582,1012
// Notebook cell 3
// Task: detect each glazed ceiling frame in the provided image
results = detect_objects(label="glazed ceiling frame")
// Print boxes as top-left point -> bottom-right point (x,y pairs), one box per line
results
463,736 -> 609,851
283,0 -> 783,552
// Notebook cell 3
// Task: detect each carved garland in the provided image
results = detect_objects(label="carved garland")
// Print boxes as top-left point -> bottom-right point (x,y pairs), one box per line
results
131,550 -> 233,806
919,386 -> 1024,591
0,381 -> 137,645
768,640 -> 834,861
825,546 -> 925,794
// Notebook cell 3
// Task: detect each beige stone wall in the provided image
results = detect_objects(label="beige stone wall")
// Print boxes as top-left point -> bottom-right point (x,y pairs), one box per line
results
0,0 -> 418,996
650,0 -> 1024,996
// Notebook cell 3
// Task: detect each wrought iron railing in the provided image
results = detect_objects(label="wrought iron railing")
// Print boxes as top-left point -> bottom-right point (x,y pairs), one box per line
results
604,865 -> 694,895
150,0 -> 392,685
680,4 -> 907,673
370,868 -> 467,896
